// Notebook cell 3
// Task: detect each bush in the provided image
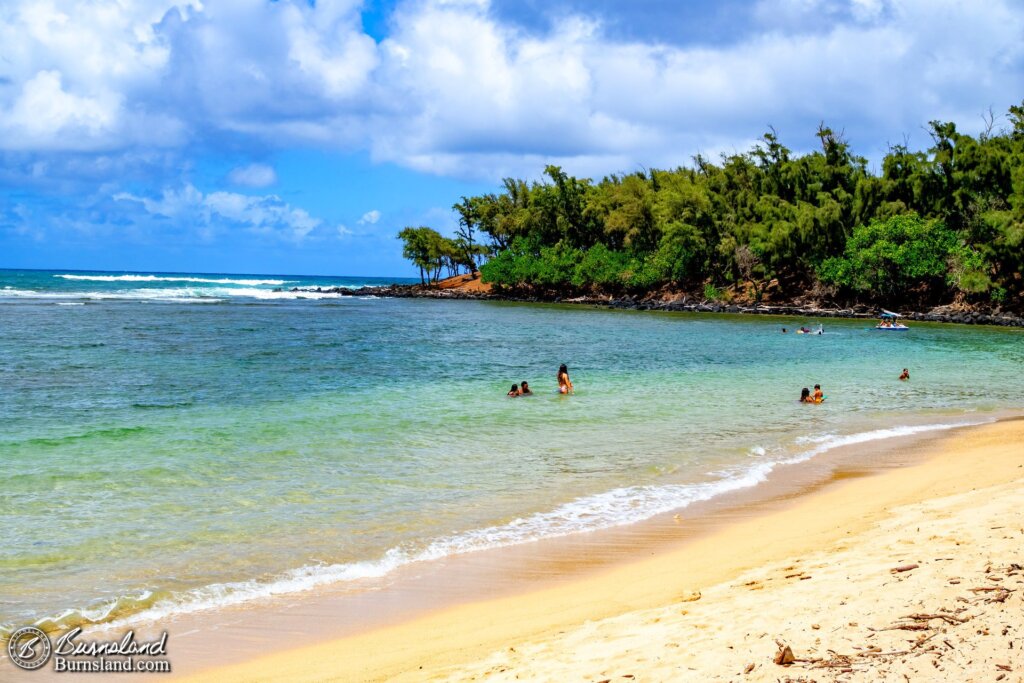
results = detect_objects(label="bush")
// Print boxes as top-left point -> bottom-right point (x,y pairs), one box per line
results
571,243 -> 630,289
650,223 -> 706,285
818,213 -> 981,298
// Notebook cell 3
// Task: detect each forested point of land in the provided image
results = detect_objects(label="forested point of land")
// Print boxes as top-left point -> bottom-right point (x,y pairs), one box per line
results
399,101 -> 1024,313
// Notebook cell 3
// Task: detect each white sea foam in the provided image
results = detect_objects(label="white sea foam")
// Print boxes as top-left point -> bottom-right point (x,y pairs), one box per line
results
60,418 -> 992,632
0,287 -> 220,302
55,274 -> 294,286
0,287 -> 344,302
778,420 -> 990,466
205,287 -> 345,300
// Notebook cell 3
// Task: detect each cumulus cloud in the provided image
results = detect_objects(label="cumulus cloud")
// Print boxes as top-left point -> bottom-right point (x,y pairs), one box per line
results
114,184 -> 323,242
368,0 -> 1024,175
228,163 -> 277,188
358,209 -> 381,225
0,0 -> 190,150
0,0 -> 1021,181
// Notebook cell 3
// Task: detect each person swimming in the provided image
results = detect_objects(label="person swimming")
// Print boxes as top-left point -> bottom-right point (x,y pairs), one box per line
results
507,383 -> 520,397
813,384 -> 824,403
899,368 -> 910,381
520,381 -> 533,395
557,364 -> 574,394
800,387 -> 813,403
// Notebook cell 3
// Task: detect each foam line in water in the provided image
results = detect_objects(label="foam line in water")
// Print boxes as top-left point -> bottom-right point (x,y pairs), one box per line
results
778,420 -> 990,466
0,287 -> 348,301
55,274 -> 294,286
44,418 -> 993,633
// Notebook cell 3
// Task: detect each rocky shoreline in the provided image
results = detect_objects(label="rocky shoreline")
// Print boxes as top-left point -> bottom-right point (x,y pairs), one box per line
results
284,284 -> 1024,328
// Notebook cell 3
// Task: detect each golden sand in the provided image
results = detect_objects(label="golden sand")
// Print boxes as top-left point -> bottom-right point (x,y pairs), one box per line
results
179,419 -> 1024,682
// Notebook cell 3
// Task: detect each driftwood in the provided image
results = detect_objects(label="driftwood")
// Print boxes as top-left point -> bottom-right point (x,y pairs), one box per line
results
902,612 -> 971,625
969,586 -> 1014,603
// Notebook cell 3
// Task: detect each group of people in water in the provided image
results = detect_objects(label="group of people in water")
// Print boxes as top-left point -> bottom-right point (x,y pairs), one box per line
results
508,364 -> 575,397
799,368 -> 910,403
799,384 -> 825,404
507,381 -> 532,396
510,363 -> 907,402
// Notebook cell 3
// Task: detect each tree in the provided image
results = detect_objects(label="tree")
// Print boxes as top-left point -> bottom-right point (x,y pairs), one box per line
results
453,197 -> 481,272
817,214 -> 971,302
735,244 -> 766,303
397,226 -> 454,284
448,102 -> 1024,312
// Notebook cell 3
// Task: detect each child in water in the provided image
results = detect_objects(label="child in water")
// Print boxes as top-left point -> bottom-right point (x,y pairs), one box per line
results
557,364 -> 574,394
899,368 -> 910,381
507,383 -> 520,397
813,384 -> 824,403
520,381 -> 533,395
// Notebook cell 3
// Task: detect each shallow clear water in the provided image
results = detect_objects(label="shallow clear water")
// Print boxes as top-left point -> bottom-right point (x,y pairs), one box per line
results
1,268 -> 1022,633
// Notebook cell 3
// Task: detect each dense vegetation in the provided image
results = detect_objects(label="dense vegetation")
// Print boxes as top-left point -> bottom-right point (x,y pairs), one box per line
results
399,102 -> 1024,311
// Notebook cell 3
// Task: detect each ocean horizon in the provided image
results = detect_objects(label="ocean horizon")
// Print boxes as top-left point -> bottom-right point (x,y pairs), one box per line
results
2,267 -> 1023,636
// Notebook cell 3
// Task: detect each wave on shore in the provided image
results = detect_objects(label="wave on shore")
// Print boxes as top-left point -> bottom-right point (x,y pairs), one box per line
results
23,418 -> 990,636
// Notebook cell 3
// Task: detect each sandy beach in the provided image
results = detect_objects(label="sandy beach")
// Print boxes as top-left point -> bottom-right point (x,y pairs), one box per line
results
175,418 -> 1024,682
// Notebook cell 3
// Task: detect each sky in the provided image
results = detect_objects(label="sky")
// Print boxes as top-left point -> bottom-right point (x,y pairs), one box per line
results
0,0 -> 1022,278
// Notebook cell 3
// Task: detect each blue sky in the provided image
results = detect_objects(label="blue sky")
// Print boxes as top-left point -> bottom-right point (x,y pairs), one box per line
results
1,0 -> 1022,277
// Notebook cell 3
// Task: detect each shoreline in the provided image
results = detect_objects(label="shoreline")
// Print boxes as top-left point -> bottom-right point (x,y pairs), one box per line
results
287,278 -> 1024,328
166,415 -> 1024,682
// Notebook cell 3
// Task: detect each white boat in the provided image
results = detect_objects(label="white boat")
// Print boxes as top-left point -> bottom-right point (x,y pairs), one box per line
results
872,310 -> 909,331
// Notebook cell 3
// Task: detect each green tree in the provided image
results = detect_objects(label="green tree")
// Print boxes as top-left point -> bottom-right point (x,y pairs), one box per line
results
397,226 -> 456,284
818,214 -> 981,301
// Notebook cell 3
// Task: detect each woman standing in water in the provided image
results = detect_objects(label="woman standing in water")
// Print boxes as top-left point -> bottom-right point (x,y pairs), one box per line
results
557,364 -> 574,394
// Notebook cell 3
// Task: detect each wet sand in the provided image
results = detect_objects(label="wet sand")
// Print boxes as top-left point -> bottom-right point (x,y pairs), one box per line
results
150,417 -> 1024,682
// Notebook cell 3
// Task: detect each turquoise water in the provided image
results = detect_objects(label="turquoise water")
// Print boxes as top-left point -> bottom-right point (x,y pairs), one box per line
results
1,269 -> 1023,634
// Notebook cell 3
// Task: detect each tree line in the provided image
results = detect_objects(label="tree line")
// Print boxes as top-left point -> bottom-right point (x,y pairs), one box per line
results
398,101 -> 1024,310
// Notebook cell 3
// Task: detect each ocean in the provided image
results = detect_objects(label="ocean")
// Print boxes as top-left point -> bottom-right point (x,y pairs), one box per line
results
1,268 -> 1022,634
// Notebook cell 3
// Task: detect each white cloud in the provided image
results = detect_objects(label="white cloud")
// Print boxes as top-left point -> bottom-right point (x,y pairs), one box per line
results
228,163 -> 277,188
365,0 -> 1024,175
850,0 -> 885,21
114,183 -> 323,242
0,0 -> 192,150
0,0 -> 1021,179
358,209 -> 381,225
2,70 -> 120,147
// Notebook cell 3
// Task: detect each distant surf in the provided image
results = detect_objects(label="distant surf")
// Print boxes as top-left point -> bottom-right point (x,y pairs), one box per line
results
0,287 -> 350,301
55,274 -> 294,286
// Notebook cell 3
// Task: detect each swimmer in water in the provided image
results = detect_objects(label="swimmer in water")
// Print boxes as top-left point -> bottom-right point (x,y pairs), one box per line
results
899,368 -> 910,381
557,364 -> 574,395
520,381 -> 533,395
507,383 -> 520,397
